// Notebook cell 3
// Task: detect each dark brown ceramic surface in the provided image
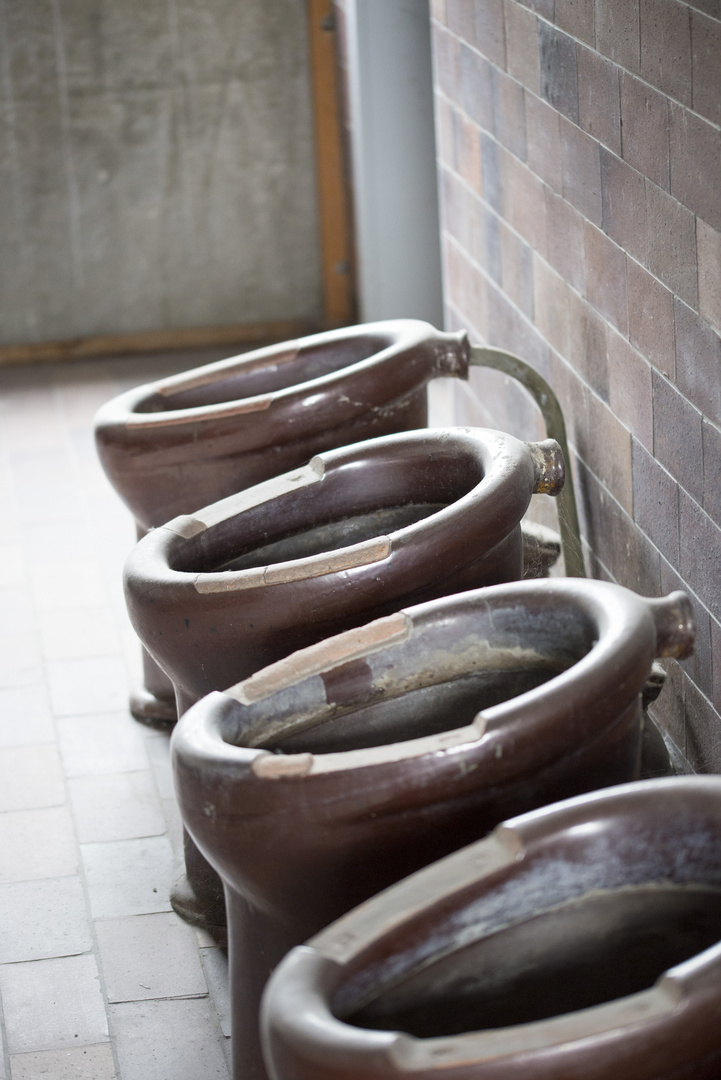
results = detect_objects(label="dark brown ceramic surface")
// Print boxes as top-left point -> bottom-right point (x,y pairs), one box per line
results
95,321 -> 469,531
95,320 -> 470,721
124,427 -> 563,714
171,578 -> 693,1080
126,425 -> 562,935
262,774 -> 721,1080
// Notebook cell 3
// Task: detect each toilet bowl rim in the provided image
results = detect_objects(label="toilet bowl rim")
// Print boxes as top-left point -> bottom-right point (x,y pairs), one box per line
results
95,319 -> 466,430
171,579 -> 681,782
129,426 -> 553,595
261,776 -> 721,1074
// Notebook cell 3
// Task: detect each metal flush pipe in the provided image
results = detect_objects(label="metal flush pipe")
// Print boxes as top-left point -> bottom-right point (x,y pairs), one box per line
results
469,344 -> 585,579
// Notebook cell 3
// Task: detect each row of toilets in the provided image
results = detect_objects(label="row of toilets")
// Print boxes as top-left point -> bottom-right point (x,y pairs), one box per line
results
94,321 -> 721,1080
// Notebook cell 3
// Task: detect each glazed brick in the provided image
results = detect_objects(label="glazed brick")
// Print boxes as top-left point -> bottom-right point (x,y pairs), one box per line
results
555,0 -> 595,45
691,12 -> 721,127
713,617 -> 721,717
576,46 -> 621,156
685,679 -> 721,773
476,0 -> 506,68
467,188 -> 487,265
688,0 -> 720,16
679,487 -> 721,620
632,437 -> 680,563
582,389 -> 634,514
568,290 -> 609,400
578,458 -> 660,594
697,217 -> 721,335
520,0 -> 554,18
595,0 -> 641,73
545,189 -> 585,294
639,0 -> 692,106
702,419 -> 721,527
453,109 -> 482,192
550,350 -> 590,449
659,558 -> 714,699
446,0 -> 477,45
561,117 -> 602,227
483,204 -> 502,283
607,329 -> 653,450
460,44 -> 495,132
526,93 -> 563,192
652,369 -> 704,505
619,73 -> 669,192
600,148 -> 647,265
503,1 -> 540,95
498,220 -> 534,318
486,275 -> 552,377
492,68 -> 527,161
674,297 -> 721,429
626,259 -> 675,377
645,181 -> 698,309
432,26 -> 461,102
480,133 -> 502,212
670,103 -> 721,232
504,154 -> 548,254
584,222 -> 628,335
446,239 -> 488,336
435,96 -> 455,167
538,22 -> 579,125
533,254 -> 570,357
440,168 -> 467,247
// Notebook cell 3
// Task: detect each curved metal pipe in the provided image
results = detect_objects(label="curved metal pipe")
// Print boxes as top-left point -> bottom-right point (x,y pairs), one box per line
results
469,344 -> 585,578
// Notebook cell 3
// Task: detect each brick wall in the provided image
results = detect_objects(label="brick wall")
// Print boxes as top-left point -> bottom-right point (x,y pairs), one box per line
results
431,0 -> 721,770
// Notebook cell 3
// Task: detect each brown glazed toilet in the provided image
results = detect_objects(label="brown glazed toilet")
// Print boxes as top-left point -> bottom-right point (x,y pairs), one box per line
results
125,426 -> 564,932
171,579 -> 694,1080
262,775 -> 721,1080
95,320 -> 469,722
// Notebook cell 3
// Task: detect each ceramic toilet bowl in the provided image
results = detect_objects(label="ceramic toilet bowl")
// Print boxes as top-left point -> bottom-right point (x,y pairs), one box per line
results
95,321 -> 469,531
262,775 -> 721,1080
124,426 -> 564,717
126,425 -> 563,933
171,579 -> 693,1080
95,320 -> 468,722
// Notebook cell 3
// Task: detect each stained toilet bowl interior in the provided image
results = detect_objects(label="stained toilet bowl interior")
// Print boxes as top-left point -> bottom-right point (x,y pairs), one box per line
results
263,778 -> 721,1071
133,333 -> 394,413
228,601 -> 596,755
168,440 -> 485,576
343,883 -> 721,1037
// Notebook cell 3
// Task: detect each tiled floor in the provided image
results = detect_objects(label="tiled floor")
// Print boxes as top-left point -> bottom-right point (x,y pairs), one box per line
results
0,350 -> 238,1080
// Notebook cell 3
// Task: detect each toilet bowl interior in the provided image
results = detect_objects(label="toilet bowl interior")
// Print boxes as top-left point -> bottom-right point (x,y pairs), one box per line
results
133,333 -> 393,412
225,602 -> 597,754
169,446 -> 483,576
343,883 -> 721,1037
320,804 -> 721,1042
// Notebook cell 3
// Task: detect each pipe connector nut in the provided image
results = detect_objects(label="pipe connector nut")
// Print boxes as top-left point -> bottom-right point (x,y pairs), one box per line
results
529,438 -> 565,496
648,591 -> 696,660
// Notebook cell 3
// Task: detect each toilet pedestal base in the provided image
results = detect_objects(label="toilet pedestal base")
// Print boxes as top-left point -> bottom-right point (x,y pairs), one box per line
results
170,827 -> 227,939
129,645 -> 178,727
170,866 -> 227,944
129,686 -> 177,728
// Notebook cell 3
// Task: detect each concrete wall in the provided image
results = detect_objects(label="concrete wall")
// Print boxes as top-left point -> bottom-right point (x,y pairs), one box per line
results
0,0 -> 322,345
431,0 -> 721,770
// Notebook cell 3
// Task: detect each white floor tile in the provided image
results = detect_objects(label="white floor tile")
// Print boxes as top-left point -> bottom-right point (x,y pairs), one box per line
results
81,836 -> 176,919
96,912 -> 207,1003
69,771 -> 165,844
0,876 -> 92,964
0,954 -> 109,1054
110,998 -> 229,1080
